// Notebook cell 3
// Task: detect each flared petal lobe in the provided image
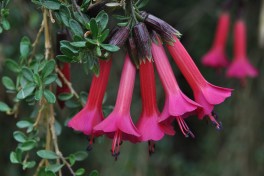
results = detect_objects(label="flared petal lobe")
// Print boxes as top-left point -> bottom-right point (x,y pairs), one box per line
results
93,54 -> 140,142
167,37 -> 232,119
136,61 -> 172,142
68,59 -> 112,134
151,39 -> 200,122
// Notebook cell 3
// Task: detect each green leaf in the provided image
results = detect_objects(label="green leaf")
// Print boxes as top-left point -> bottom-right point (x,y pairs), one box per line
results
35,89 -> 43,101
0,101 -> 11,112
90,19 -> 98,38
44,74 -> 57,85
33,73 -> 41,85
60,41 -> 79,57
56,55 -> 74,63
17,83 -> 36,99
43,89 -> 56,104
100,44 -> 120,52
89,170 -> 99,176
22,161 -> 36,170
65,99 -> 81,108
42,60 -> 56,78
69,19 -> 83,37
86,38 -> 97,45
21,67 -> 34,81
16,120 -> 33,129
2,18 -> 10,30
20,36 -> 31,59
73,151 -> 88,161
136,0 -> 149,9
10,152 -> 20,164
58,5 -> 71,27
96,11 -> 108,31
2,76 -> 15,91
42,1 -> 61,10
99,29 -> 109,43
68,154 -> 76,166
70,41 -> 86,48
45,164 -> 64,173
96,46 -> 102,57
13,131 -> 27,143
17,83 -> 36,100
19,140 -> 36,151
58,93 -> 73,101
37,150 -> 59,159
75,168 -> 85,176
5,59 -> 20,73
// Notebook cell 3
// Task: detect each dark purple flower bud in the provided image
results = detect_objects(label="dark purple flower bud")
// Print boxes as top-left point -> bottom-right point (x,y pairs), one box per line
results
109,26 -> 130,47
140,11 -> 181,44
86,0 -> 108,17
127,36 -> 139,68
133,22 -> 152,63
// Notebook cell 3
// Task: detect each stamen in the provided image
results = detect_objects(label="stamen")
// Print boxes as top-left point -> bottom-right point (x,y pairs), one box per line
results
111,130 -> 122,160
208,112 -> 222,130
176,116 -> 195,138
86,134 -> 95,151
148,141 -> 155,155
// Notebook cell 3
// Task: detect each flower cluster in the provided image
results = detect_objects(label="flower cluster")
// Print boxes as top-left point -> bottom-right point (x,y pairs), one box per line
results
201,1 -> 258,83
68,11 -> 232,159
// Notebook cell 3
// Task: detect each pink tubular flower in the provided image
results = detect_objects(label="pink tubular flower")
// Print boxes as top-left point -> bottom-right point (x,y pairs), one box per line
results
167,37 -> 232,129
151,38 -> 199,137
93,55 -> 140,159
136,61 -> 174,151
201,12 -> 230,68
226,19 -> 258,79
68,59 -> 112,148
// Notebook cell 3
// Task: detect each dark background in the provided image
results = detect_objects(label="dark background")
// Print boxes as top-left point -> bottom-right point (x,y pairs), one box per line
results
0,0 -> 264,175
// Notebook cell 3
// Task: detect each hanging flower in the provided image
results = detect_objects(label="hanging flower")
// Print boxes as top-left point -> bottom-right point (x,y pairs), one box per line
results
93,55 -> 140,159
68,59 -> 112,149
226,19 -> 258,80
136,61 -> 175,154
151,35 -> 199,115
167,37 -> 232,129
201,12 -> 230,68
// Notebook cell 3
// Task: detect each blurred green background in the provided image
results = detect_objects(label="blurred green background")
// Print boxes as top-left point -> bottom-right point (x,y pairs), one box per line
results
1,0 -> 264,175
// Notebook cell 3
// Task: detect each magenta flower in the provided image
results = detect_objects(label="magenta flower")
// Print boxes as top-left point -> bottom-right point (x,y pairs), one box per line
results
68,59 -> 112,147
136,61 -> 174,146
201,12 -> 230,68
167,37 -> 232,129
151,39 -> 200,121
93,55 -> 140,159
226,19 -> 258,80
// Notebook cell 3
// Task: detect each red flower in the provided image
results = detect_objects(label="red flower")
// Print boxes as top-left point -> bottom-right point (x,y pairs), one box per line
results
68,59 -> 112,148
136,61 -> 174,145
152,39 -> 200,121
167,37 -> 232,129
226,19 -> 258,80
202,12 -> 230,68
93,55 -> 140,159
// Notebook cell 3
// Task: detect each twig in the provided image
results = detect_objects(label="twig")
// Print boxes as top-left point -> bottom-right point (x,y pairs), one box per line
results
44,9 -> 52,60
56,67 -> 80,99
28,20 -> 44,64
49,104 -> 76,176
